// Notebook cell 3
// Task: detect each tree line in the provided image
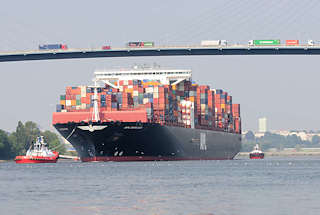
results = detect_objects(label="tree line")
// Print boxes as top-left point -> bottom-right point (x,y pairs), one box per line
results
242,131 -> 320,152
0,121 -> 66,160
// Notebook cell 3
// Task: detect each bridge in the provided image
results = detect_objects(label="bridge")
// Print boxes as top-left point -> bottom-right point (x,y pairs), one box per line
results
1,45 -> 320,62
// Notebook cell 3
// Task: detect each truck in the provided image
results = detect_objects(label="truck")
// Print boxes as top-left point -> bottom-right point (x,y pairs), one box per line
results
201,40 -> 227,46
127,42 -> 154,48
39,44 -> 68,50
102,45 -> 111,50
248,40 -> 281,46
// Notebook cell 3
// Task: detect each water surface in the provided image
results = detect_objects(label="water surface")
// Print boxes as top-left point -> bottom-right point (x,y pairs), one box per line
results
1,156 -> 320,215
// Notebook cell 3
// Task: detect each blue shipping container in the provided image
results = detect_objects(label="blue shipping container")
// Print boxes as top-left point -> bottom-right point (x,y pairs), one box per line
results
39,44 -> 62,50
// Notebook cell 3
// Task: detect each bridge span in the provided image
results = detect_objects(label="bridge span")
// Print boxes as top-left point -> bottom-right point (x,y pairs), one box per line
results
1,45 -> 320,62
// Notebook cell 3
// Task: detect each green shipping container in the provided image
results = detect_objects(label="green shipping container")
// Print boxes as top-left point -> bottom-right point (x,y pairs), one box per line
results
76,100 -> 81,106
254,40 -> 280,45
143,42 -> 154,47
60,95 -> 66,100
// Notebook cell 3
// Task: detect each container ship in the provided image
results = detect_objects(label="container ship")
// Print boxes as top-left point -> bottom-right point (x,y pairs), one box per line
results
53,66 -> 242,162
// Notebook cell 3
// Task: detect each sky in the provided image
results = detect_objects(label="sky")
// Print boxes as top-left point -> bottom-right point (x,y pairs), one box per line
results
0,0 -> 320,132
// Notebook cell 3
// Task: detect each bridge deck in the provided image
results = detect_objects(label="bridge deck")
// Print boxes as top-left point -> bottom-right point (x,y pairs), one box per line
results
1,45 -> 320,62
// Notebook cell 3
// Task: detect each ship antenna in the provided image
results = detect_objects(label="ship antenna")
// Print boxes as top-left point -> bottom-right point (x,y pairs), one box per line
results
91,79 -> 100,122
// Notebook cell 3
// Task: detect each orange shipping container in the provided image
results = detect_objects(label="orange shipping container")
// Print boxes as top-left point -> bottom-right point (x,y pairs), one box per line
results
286,40 -> 299,46
60,100 -> 66,106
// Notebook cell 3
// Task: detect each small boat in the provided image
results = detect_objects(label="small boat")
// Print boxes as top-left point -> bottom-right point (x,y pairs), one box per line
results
15,136 -> 59,163
249,144 -> 264,159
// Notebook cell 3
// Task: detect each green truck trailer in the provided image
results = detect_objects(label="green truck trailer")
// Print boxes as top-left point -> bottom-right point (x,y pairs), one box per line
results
253,40 -> 281,45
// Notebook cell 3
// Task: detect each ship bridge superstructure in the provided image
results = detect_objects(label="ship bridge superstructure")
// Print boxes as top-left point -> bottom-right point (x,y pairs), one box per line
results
94,66 -> 192,88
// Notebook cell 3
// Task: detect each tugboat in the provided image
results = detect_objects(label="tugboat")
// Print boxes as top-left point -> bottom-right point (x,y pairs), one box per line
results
15,136 -> 59,163
249,144 -> 264,159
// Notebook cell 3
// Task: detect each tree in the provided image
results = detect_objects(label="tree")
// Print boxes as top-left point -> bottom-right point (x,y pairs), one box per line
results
41,130 -> 66,154
0,130 -> 13,159
245,131 -> 255,141
311,135 -> 320,145
6,121 -> 67,158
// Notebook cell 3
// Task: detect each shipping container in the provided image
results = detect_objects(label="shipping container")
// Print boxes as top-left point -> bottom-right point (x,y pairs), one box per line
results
201,40 -> 221,46
252,40 -> 280,46
127,42 -> 154,48
57,78 -> 240,133
286,40 -> 299,46
102,46 -> 111,50
39,44 -> 68,50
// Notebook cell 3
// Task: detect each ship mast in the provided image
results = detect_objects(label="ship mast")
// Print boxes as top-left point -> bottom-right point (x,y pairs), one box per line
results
91,79 -> 100,122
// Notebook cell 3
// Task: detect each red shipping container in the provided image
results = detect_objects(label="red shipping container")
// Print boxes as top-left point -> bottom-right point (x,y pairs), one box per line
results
286,40 -> 299,46
232,104 -> 240,114
102,46 -> 111,50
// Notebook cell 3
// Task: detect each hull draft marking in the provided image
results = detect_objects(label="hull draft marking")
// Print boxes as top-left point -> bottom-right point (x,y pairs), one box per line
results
200,132 -> 207,151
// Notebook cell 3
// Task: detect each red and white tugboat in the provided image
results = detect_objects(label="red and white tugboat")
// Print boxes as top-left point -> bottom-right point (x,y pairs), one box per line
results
15,136 -> 59,163
249,144 -> 264,159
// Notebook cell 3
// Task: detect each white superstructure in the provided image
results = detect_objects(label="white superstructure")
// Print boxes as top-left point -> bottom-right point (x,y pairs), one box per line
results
26,136 -> 56,157
94,65 -> 192,88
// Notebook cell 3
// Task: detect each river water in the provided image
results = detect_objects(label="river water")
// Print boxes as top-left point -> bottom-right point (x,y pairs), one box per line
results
1,156 -> 320,215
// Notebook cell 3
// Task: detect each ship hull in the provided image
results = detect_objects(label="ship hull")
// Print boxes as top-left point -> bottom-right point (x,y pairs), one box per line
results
15,156 -> 58,163
249,153 -> 264,159
54,122 -> 241,162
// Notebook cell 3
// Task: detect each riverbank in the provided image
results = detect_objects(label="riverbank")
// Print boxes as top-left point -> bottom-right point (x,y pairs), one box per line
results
237,151 -> 320,157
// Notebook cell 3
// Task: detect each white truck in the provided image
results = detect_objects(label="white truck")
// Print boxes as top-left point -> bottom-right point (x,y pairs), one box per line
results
201,40 -> 227,46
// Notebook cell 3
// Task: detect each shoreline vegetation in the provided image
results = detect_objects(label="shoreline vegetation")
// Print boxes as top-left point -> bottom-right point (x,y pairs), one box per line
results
242,131 -> 320,153
237,151 -> 320,157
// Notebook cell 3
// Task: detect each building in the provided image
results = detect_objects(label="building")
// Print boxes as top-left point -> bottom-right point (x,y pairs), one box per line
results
258,117 -> 267,133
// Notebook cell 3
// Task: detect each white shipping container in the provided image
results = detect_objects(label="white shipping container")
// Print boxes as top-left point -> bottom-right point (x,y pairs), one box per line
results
146,87 -> 153,93
61,109 -> 67,112
128,85 -> 133,89
81,103 -> 86,109
143,98 -> 149,104
66,100 -> 71,106
133,91 -> 139,97
153,92 -> 159,98
220,40 -> 227,46
80,86 -> 87,97
201,40 -> 220,46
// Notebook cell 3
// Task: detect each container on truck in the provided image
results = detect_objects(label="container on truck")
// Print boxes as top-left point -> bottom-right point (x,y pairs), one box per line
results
308,40 -> 314,46
286,40 -> 299,46
102,46 -> 111,50
201,40 -> 221,46
39,44 -> 68,50
252,40 -> 280,46
127,42 -> 154,48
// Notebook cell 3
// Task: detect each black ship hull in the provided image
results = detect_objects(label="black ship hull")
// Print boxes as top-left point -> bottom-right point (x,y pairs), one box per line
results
54,122 -> 241,162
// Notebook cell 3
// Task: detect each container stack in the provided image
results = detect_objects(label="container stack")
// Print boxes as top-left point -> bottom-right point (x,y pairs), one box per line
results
232,104 -> 241,133
56,79 -> 241,133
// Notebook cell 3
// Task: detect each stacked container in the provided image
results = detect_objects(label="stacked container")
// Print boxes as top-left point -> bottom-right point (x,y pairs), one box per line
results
57,79 -> 241,133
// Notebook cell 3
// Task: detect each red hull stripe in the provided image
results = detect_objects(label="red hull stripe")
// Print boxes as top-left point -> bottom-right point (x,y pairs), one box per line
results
15,159 -> 58,163
15,155 -> 59,164
81,156 -> 232,162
